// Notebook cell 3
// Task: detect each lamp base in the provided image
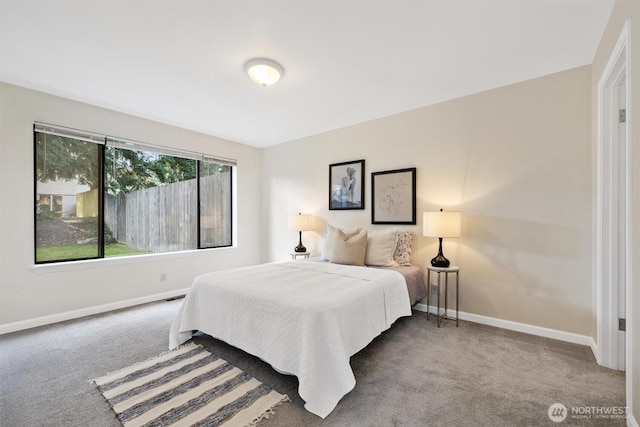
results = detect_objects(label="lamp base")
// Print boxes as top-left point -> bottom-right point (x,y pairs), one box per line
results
294,230 -> 307,253
431,254 -> 450,268
431,237 -> 450,267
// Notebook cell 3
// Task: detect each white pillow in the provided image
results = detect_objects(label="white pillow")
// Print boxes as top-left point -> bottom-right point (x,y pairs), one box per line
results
365,228 -> 399,267
330,230 -> 368,266
321,224 -> 362,260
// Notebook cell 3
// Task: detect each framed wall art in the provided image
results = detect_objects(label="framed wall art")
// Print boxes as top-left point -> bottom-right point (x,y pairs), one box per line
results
371,167 -> 416,224
329,159 -> 365,210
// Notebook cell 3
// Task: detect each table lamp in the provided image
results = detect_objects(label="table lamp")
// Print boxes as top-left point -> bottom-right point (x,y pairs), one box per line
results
423,209 -> 461,267
288,213 -> 312,253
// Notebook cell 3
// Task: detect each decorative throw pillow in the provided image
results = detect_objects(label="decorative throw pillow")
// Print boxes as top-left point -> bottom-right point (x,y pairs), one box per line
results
393,231 -> 413,266
330,230 -> 367,266
321,224 -> 362,260
365,228 -> 399,267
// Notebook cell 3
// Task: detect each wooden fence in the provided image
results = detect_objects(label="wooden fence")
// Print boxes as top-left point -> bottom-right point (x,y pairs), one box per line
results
104,173 -> 230,252
199,171 -> 232,248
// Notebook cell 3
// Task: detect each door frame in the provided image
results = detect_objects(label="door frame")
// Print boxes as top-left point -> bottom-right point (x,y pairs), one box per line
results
596,19 -> 631,376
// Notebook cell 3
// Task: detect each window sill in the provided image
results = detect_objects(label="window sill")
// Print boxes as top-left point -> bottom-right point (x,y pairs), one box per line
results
30,245 -> 237,274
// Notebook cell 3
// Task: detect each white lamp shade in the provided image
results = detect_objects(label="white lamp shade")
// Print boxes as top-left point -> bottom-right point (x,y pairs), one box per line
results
288,214 -> 312,231
423,211 -> 461,238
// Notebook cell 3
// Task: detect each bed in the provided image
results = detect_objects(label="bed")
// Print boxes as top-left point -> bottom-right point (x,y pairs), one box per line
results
169,259 -> 424,418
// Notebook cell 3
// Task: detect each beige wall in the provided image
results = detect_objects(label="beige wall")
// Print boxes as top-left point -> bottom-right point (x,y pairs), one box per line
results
590,0 -> 639,422
0,82 -> 263,329
262,65 -> 593,336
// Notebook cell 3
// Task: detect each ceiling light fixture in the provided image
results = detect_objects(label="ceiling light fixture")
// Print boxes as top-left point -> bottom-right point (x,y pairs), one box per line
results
244,58 -> 284,86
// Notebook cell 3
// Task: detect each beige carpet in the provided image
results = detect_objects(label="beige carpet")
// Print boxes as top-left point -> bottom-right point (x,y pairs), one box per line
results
194,313 -> 626,427
0,300 -> 626,427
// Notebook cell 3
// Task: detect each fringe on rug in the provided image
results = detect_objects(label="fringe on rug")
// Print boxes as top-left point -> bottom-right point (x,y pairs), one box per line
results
245,395 -> 291,427
89,341 -> 200,385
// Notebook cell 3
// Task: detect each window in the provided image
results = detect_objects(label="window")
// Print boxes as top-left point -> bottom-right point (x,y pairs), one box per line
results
199,160 -> 232,248
34,123 -> 234,264
35,130 -> 102,262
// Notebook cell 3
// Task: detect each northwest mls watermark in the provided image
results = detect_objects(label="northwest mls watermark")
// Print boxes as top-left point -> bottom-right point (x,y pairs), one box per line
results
548,403 -> 627,423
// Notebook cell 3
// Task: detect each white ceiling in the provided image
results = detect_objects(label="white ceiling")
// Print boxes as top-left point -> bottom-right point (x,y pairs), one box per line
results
0,0 -> 614,148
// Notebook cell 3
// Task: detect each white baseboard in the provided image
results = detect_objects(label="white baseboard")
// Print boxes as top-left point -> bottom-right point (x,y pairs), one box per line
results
0,288 -> 189,335
413,304 -> 596,350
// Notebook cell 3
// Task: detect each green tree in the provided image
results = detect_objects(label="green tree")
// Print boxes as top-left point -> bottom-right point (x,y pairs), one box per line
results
150,155 -> 197,183
200,161 -> 225,177
36,133 -> 100,189
37,132 -> 221,195
105,147 -> 157,195
105,148 -> 198,195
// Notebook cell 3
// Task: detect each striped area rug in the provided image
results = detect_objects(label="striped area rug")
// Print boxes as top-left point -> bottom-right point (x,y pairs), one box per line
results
91,342 -> 289,427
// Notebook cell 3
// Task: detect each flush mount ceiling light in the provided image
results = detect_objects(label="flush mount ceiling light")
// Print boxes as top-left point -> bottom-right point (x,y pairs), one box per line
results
244,58 -> 284,86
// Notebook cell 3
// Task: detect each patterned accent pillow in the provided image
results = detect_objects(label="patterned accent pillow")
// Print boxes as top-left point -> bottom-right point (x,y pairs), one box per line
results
393,231 -> 413,266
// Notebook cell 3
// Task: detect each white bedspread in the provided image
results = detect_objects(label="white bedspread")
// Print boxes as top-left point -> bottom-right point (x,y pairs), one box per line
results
169,260 -> 411,418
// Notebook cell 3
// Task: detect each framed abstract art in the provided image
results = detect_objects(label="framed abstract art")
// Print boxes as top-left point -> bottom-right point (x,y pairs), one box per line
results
371,167 -> 416,224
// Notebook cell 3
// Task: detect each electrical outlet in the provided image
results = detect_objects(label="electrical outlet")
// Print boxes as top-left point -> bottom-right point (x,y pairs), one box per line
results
160,273 -> 167,282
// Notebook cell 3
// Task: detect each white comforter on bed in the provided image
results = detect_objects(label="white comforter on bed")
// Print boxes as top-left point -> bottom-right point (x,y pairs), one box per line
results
169,260 -> 411,418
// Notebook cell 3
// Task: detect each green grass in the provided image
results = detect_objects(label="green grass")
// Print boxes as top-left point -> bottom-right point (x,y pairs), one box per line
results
104,243 -> 152,257
36,242 -> 151,263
